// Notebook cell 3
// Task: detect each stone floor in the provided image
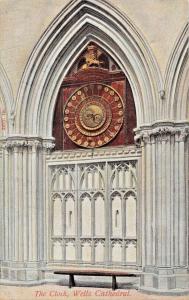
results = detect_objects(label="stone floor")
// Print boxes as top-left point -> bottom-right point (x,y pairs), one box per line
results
0,284 -> 189,300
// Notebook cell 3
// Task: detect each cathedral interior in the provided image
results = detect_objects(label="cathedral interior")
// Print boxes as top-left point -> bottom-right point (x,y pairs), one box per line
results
0,0 -> 188,296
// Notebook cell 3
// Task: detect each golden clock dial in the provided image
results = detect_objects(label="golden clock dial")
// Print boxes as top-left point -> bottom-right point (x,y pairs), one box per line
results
80,103 -> 105,130
63,84 -> 124,148
75,98 -> 112,137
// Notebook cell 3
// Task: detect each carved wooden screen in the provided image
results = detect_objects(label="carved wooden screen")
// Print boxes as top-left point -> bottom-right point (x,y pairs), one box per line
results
49,158 -> 137,266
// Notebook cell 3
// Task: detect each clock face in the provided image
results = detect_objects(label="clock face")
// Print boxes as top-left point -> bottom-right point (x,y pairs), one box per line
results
63,84 -> 124,148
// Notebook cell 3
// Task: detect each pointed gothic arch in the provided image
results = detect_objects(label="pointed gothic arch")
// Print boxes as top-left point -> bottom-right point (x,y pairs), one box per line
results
15,0 -> 162,137
0,63 -> 14,135
165,23 -> 189,120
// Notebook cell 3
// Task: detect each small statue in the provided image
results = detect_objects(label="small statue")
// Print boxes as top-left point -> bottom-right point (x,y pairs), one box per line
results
80,44 -> 104,69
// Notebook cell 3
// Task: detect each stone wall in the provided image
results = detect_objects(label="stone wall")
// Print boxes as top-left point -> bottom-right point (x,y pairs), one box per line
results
0,0 -> 188,99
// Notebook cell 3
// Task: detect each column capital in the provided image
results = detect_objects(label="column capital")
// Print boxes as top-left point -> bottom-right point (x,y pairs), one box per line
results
175,126 -> 189,142
1,136 -> 55,152
42,139 -> 55,152
134,122 -> 189,144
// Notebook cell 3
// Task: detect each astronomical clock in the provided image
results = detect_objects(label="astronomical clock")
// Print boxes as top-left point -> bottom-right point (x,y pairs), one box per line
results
51,44 -> 138,267
53,43 -> 136,150
63,84 -> 124,148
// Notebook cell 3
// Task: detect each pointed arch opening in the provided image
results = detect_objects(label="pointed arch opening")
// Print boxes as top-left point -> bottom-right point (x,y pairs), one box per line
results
15,0 -> 162,137
52,41 -> 136,150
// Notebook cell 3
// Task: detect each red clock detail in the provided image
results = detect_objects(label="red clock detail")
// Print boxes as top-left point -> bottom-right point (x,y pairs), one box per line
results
63,83 -> 124,148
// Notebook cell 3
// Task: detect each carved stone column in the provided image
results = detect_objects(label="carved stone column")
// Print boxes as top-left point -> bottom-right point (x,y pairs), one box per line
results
135,122 -> 189,294
0,137 -> 54,283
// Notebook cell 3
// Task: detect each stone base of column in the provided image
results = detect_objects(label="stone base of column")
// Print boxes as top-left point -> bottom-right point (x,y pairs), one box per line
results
0,261 -> 45,283
139,267 -> 189,295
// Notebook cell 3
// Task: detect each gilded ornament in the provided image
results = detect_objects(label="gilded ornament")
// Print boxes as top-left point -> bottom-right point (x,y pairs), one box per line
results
80,103 -> 106,130
80,44 -> 105,69
109,132 -> 115,137
104,136 -> 110,142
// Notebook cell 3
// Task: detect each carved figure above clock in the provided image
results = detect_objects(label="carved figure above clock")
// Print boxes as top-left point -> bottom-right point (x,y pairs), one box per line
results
52,43 -> 136,150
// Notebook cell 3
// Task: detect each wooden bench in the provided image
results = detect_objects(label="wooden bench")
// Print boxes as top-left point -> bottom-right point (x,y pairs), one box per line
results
54,269 -> 139,290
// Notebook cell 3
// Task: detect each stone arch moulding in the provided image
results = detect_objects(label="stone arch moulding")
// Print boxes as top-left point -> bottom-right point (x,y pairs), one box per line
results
164,23 -> 189,121
0,63 -> 14,135
15,0 -> 162,138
